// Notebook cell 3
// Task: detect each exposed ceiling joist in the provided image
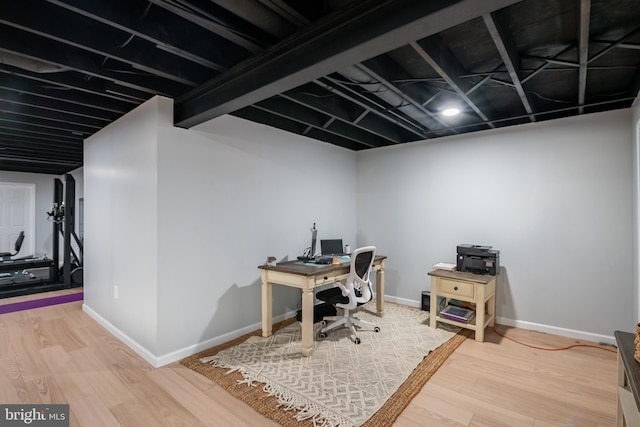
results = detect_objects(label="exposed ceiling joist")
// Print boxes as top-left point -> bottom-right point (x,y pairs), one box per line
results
482,12 -> 536,122
0,0 -> 638,174
175,0 -> 523,128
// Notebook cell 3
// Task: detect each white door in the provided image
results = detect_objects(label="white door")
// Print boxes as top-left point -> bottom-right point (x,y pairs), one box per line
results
0,183 -> 35,257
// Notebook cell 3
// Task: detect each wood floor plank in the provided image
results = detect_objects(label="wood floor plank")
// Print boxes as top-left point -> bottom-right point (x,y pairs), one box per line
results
0,291 -> 618,427
147,367 -> 267,427
110,366 -> 207,427
70,394 -> 122,427
167,365 -> 281,426
68,347 -> 136,407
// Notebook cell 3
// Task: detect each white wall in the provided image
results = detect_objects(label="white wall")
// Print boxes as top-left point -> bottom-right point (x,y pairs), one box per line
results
154,115 -> 357,361
633,103 -> 640,323
82,97 -> 636,362
83,98 -> 357,366
83,96 -> 161,357
357,109 -> 634,343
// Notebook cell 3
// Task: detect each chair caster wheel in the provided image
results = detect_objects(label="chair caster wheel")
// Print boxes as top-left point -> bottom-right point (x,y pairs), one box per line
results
320,320 -> 327,326
374,327 -> 380,332
319,333 -> 327,339
354,337 -> 361,344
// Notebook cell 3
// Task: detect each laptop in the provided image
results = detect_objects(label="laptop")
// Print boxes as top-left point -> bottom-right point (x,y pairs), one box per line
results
320,239 -> 346,256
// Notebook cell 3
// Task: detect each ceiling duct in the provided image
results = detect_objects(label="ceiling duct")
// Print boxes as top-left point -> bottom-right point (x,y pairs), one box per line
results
337,65 -> 451,136
0,51 -> 67,73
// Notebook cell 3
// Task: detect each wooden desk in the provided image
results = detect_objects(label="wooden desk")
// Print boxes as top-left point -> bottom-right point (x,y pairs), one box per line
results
428,269 -> 497,342
259,255 -> 386,356
614,331 -> 640,427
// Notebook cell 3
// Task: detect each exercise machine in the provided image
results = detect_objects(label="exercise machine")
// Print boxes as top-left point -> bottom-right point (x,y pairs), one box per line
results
48,174 -> 83,287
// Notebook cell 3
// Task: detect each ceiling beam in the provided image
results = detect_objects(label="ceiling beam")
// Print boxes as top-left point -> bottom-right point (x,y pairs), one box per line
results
146,0 -> 266,54
0,111 -> 96,137
317,77 -> 429,139
174,0 -> 524,128
0,73 -> 132,114
0,0 -> 210,86
46,0 -> 244,71
577,0 -> 591,114
356,58 -> 455,133
279,91 -> 404,144
0,26 -> 186,96
0,100 -> 106,129
482,12 -> 536,121
253,97 -> 388,148
409,38 -> 494,128
587,26 -> 640,64
0,65 -> 146,104
0,87 -> 122,122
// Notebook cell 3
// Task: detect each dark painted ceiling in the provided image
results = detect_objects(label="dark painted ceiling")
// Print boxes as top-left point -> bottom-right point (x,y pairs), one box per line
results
0,0 -> 639,175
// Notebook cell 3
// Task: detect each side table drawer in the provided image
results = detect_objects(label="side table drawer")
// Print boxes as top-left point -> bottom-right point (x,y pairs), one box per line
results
438,278 -> 474,299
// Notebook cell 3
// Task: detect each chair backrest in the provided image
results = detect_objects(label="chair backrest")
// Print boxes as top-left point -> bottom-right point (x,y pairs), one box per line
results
14,231 -> 24,253
0,231 -> 24,260
348,246 -> 376,304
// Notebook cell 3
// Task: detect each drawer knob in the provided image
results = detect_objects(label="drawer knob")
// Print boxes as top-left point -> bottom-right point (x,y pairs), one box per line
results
454,286 -> 458,290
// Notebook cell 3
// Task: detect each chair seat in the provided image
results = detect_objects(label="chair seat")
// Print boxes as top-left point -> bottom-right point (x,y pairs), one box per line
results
316,287 -> 349,305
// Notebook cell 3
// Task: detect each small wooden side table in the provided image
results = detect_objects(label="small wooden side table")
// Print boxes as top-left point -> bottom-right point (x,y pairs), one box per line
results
428,269 -> 497,342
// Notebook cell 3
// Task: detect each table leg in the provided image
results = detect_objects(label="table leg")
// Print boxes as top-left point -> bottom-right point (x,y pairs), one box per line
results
429,277 -> 437,329
261,271 -> 272,337
300,286 -> 314,356
475,284 -> 486,342
488,295 -> 495,328
376,263 -> 385,317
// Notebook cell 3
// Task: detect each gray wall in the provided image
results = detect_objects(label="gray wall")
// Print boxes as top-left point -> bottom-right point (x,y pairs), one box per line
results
83,98 -> 357,366
357,109 -> 634,342
633,103 -> 640,323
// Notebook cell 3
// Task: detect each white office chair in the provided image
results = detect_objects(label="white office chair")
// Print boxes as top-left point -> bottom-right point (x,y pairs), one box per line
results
316,246 -> 380,344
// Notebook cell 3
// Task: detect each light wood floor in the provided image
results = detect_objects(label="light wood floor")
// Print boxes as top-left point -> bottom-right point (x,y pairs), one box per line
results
0,290 -> 618,426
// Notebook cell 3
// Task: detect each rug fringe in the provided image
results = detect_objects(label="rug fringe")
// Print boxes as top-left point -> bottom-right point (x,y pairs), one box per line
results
200,356 -> 353,427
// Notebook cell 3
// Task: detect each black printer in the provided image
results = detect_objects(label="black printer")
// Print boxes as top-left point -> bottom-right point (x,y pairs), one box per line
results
456,244 -> 500,275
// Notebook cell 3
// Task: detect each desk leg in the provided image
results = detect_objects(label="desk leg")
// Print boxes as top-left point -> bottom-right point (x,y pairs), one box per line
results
376,263 -> 385,317
429,277 -> 437,329
301,282 -> 314,356
261,271 -> 272,338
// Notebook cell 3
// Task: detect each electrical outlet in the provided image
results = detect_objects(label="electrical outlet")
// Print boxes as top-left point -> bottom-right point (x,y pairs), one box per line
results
114,285 -> 119,299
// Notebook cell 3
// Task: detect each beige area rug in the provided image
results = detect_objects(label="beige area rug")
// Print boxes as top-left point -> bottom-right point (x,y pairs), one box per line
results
181,302 -> 471,427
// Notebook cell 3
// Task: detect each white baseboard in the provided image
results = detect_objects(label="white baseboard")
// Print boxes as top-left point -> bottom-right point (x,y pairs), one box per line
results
82,303 -> 159,367
83,295 -> 617,369
154,310 -> 297,367
495,316 -> 616,346
382,296 -> 616,346
82,303 -> 298,367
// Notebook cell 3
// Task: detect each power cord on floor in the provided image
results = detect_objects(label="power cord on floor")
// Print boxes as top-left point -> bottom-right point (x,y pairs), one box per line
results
492,325 -> 618,353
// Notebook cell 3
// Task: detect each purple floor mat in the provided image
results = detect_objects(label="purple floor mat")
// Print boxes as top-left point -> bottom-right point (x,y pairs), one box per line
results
0,291 -> 83,315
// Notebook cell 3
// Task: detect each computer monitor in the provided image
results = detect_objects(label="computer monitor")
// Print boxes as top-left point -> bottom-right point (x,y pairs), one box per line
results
310,227 -> 317,259
321,239 -> 343,256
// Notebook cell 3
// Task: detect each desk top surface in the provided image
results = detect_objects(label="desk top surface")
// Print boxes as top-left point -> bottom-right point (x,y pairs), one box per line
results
428,269 -> 497,284
259,255 -> 386,276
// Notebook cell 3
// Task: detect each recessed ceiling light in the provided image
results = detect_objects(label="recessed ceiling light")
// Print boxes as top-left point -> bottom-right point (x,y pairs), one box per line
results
442,108 -> 460,117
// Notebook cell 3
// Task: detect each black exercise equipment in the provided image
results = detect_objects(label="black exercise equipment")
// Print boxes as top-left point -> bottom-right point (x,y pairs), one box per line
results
0,231 -> 24,261
49,174 -> 83,287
